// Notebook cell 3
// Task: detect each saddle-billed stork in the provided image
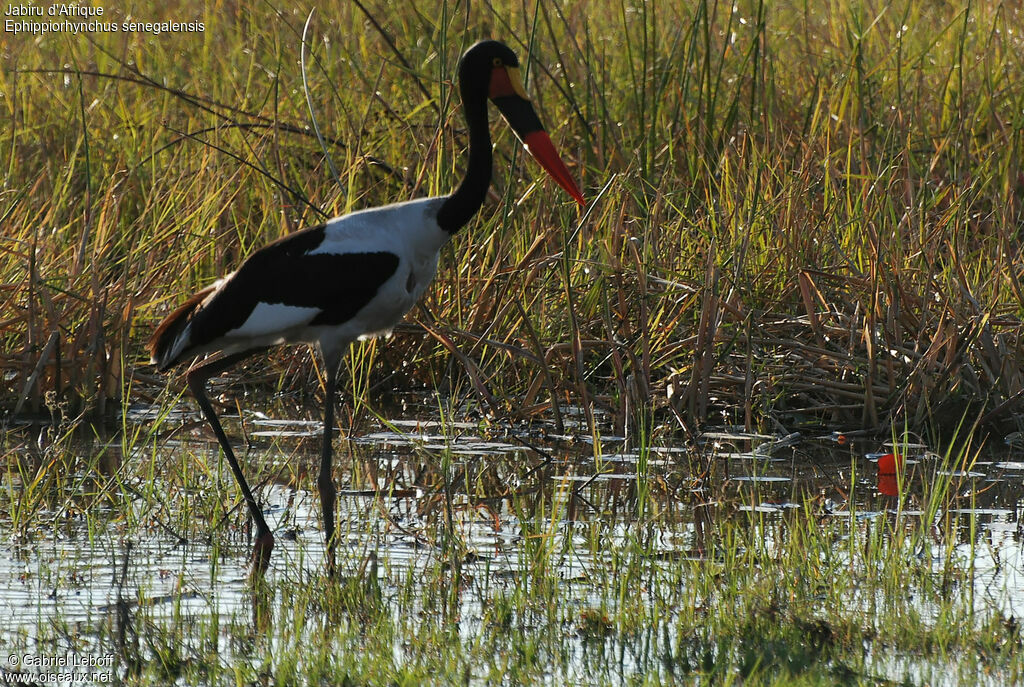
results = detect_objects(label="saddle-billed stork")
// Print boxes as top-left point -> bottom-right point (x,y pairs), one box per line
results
148,40 -> 584,576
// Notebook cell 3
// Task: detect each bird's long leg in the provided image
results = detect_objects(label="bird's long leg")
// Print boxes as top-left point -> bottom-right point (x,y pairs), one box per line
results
186,350 -> 274,577
318,368 -> 339,576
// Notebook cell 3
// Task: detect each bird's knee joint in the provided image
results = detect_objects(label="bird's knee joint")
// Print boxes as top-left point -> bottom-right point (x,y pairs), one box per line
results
317,473 -> 336,498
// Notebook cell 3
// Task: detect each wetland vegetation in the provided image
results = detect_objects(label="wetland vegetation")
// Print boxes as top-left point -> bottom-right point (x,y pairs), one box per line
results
2,0 -> 1024,684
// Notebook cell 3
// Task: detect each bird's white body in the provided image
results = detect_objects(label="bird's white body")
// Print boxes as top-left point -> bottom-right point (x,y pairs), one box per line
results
155,197 -> 452,370
309,197 -> 450,335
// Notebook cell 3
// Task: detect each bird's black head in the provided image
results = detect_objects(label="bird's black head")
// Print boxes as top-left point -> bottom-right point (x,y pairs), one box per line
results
457,40 -> 543,143
453,39 -> 585,208
458,40 -> 522,98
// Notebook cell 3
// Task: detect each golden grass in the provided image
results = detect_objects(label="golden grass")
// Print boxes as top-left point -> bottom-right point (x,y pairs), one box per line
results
1,0 -> 1022,435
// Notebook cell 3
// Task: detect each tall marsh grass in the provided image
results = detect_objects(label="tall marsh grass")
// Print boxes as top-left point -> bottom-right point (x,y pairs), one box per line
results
1,0 -> 1022,434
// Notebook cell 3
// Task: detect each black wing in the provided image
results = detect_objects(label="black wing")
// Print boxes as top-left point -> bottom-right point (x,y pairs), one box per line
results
181,224 -> 401,352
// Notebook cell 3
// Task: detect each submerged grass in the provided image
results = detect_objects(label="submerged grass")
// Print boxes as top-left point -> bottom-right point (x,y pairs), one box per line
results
2,419 -> 1022,685
1,0 -> 1022,432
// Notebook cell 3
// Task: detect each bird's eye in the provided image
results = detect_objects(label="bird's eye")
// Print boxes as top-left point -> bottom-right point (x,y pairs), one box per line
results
492,57 -> 503,67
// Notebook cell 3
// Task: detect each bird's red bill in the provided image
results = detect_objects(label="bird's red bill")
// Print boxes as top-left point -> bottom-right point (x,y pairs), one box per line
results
522,130 -> 585,206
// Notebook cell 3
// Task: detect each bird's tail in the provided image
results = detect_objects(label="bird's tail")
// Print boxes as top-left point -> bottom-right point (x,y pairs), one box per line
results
147,286 -> 214,371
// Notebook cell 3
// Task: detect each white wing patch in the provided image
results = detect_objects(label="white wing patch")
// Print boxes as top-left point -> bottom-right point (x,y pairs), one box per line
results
224,302 -> 321,339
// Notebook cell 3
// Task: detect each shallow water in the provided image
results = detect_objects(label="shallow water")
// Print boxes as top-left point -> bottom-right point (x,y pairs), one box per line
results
2,401 -> 1023,684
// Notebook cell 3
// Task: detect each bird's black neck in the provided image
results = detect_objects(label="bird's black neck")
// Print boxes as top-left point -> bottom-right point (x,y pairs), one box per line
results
436,89 -> 491,234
